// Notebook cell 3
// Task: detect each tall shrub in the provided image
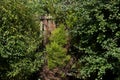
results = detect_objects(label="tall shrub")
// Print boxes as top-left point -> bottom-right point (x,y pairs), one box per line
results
46,24 -> 70,69
71,0 -> 120,80
0,0 -> 43,80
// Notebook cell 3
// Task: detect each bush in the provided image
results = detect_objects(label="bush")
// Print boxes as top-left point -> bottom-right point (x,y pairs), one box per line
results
71,0 -> 120,80
0,0 -> 43,80
46,24 -> 70,69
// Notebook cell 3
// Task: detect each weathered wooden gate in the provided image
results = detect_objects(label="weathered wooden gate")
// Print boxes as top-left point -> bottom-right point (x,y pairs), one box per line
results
40,14 -> 56,46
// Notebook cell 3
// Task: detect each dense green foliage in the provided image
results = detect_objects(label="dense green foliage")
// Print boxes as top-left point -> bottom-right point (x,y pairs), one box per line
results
46,24 -> 70,69
41,0 -> 120,80
0,0 -> 120,80
0,0 -> 43,80
70,0 -> 120,80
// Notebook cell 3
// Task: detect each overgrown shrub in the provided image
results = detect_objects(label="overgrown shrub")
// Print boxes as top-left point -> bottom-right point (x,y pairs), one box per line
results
0,0 -> 43,80
71,0 -> 120,80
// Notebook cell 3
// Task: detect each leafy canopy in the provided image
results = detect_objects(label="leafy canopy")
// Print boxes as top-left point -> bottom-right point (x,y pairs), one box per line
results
0,0 -> 43,80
